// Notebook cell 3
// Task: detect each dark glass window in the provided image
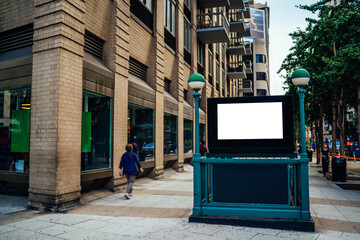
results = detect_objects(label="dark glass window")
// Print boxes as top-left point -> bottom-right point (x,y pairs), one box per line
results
257,89 -> 267,96
256,54 -> 266,63
184,89 -> 188,101
165,0 -> 176,35
184,119 -> 193,153
0,88 -> 31,172
81,91 -> 112,171
164,113 -> 177,155
184,20 -> 191,52
128,104 -> 154,162
209,50 -> 213,84
216,62 -> 220,91
256,72 -> 267,81
130,0 -> 154,30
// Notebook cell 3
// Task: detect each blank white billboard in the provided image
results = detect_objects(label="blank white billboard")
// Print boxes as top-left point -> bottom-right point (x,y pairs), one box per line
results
217,102 -> 283,140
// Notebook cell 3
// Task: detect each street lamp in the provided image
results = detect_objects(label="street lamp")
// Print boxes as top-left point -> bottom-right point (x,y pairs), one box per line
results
188,73 -> 206,158
188,73 -> 205,217
291,68 -> 311,220
291,68 -> 311,158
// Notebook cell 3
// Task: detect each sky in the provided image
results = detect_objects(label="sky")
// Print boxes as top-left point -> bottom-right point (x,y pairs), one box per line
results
256,0 -> 318,95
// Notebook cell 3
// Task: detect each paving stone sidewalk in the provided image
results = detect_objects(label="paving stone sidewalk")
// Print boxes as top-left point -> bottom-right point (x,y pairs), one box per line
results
1,162 -> 360,240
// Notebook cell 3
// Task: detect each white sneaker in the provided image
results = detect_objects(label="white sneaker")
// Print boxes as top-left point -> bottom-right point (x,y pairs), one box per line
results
124,193 -> 130,199
129,193 -> 133,197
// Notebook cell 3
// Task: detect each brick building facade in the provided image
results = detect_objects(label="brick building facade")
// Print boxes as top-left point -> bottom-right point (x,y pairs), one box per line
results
0,0 -> 260,211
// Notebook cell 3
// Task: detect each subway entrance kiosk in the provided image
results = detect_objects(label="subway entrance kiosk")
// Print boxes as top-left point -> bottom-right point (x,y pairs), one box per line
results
189,96 -> 315,232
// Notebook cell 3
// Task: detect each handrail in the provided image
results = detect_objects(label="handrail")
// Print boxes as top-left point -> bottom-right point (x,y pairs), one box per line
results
197,12 -> 230,34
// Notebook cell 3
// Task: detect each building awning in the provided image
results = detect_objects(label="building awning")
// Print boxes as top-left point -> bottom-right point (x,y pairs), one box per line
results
184,100 -> 193,120
128,74 -> 155,109
164,91 -> 178,115
83,52 -> 114,97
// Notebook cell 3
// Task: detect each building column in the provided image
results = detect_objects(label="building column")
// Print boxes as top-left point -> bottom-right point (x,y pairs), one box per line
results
148,0 -> 165,179
102,0 -> 130,191
172,0 -> 185,172
29,0 -> 85,211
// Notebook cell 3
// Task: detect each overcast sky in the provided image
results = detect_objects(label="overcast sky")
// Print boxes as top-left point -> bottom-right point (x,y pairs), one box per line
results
256,0 -> 318,95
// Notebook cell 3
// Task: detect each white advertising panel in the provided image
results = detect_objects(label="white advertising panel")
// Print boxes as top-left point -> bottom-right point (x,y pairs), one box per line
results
217,102 -> 283,140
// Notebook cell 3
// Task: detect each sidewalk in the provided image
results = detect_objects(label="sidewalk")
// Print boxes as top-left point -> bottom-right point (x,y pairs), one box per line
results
0,162 -> 360,240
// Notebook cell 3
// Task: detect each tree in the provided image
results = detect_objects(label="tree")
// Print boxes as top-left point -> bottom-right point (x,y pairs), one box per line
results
279,0 -> 360,157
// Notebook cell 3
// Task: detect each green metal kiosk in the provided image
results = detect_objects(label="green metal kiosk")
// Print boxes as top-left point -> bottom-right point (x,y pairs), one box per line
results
188,71 -> 315,232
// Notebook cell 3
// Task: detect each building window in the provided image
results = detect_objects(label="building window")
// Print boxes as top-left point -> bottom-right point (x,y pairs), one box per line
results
184,20 -> 191,52
140,0 -> 152,11
208,49 -> 213,85
164,78 -> 171,93
184,19 -> 192,66
165,0 -> 176,36
130,0 -> 153,30
184,89 -> 188,101
216,62 -> 220,91
256,54 -> 266,63
257,89 -> 267,96
256,72 -> 267,81
164,113 -> 177,155
0,88 -> 31,172
128,104 -> 154,162
197,40 -> 205,75
184,119 -> 193,153
184,0 -> 191,22
81,91 -> 112,171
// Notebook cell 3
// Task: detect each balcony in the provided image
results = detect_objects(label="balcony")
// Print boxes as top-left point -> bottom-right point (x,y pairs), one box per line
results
244,61 -> 252,74
197,0 -> 230,9
244,41 -> 252,55
227,33 -> 245,55
227,61 -> 246,79
197,12 -> 230,44
239,80 -> 253,93
229,0 -> 245,9
228,11 -> 245,32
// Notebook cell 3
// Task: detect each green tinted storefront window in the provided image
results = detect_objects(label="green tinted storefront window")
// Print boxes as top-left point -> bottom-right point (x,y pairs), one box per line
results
81,91 -> 112,171
164,113 -> 177,155
184,119 -> 193,153
0,88 -> 31,172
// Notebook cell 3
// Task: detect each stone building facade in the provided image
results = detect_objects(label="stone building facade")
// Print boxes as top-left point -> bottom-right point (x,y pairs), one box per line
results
0,0 -> 253,211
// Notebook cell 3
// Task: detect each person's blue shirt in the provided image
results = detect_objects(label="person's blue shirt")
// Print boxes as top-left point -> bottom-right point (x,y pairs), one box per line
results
120,151 -> 141,175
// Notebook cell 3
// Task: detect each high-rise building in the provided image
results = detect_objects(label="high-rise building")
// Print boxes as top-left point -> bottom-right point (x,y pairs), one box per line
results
0,0 -> 258,210
242,1 -> 270,96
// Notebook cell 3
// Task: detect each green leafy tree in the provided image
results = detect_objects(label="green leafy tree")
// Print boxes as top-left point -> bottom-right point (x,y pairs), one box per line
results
279,0 -> 360,157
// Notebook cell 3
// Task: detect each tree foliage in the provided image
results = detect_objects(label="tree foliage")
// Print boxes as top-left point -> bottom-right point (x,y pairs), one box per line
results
279,0 -> 360,154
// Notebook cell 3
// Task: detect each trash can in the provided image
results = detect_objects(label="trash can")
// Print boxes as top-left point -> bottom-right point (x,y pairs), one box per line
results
332,157 -> 346,182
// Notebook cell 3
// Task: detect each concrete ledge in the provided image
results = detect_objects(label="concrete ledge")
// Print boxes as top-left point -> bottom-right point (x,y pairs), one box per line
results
189,215 -> 315,232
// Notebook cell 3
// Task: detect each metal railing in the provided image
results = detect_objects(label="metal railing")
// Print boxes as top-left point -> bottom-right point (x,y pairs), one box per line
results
193,156 -> 308,220
227,10 -> 244,23
228,60 -> 244,72
197,11 -> 230,34
228,33 -> 244,48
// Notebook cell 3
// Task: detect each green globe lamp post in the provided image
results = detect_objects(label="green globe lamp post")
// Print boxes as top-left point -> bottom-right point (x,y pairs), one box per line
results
188,73 -> 206,216
291,68 -> 311,219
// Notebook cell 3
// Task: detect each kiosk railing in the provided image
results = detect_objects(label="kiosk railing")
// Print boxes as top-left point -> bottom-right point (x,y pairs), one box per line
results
192,156 -> 310,220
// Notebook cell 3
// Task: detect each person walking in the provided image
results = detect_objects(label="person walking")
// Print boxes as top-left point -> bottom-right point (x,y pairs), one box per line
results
200,140 -> 208,156
119,144 -> 144,199
321,144 -> 330,179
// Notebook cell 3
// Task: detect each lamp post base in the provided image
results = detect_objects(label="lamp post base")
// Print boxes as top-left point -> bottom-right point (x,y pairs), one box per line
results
189,215 -> 315,232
